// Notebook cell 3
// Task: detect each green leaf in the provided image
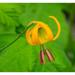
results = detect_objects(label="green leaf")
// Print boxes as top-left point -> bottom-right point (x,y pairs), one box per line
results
0,34 -> 35,71
0,4 -> 24,34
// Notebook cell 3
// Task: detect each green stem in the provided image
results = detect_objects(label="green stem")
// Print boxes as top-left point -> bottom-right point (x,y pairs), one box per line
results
0,25 -> 30,53
40,44 -> 45,51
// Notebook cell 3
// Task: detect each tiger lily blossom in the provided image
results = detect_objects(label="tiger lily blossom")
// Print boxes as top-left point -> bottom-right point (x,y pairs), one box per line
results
26,16 -> 61,64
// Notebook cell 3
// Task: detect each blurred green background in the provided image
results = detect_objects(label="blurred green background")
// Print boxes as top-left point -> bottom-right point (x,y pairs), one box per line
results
0,3 -> 75,72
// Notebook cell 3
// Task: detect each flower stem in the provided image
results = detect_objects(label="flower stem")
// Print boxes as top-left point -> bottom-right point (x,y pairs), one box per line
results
0,26 -> 30,53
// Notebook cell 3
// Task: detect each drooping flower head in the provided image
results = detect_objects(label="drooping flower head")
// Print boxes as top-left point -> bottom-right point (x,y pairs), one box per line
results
26,16 -> 61,64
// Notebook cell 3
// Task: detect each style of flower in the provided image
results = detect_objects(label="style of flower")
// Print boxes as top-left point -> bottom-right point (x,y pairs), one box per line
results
26,16 -> 61,64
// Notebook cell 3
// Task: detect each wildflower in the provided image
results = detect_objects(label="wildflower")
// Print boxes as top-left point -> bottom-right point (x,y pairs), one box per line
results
26,16 -> 61,64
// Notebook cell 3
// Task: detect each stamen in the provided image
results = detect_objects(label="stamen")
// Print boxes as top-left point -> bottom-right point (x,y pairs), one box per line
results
40,45 -> 45,64
45,49 -> 54,62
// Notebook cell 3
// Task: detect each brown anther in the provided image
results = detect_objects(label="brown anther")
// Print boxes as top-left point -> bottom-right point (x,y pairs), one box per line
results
40,50 -> 45,64
45,49 -> 54,62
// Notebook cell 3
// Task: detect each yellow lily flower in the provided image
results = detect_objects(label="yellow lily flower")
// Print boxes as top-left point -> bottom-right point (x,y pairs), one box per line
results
26,16 -> 61,64
26,16 -> 61,45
